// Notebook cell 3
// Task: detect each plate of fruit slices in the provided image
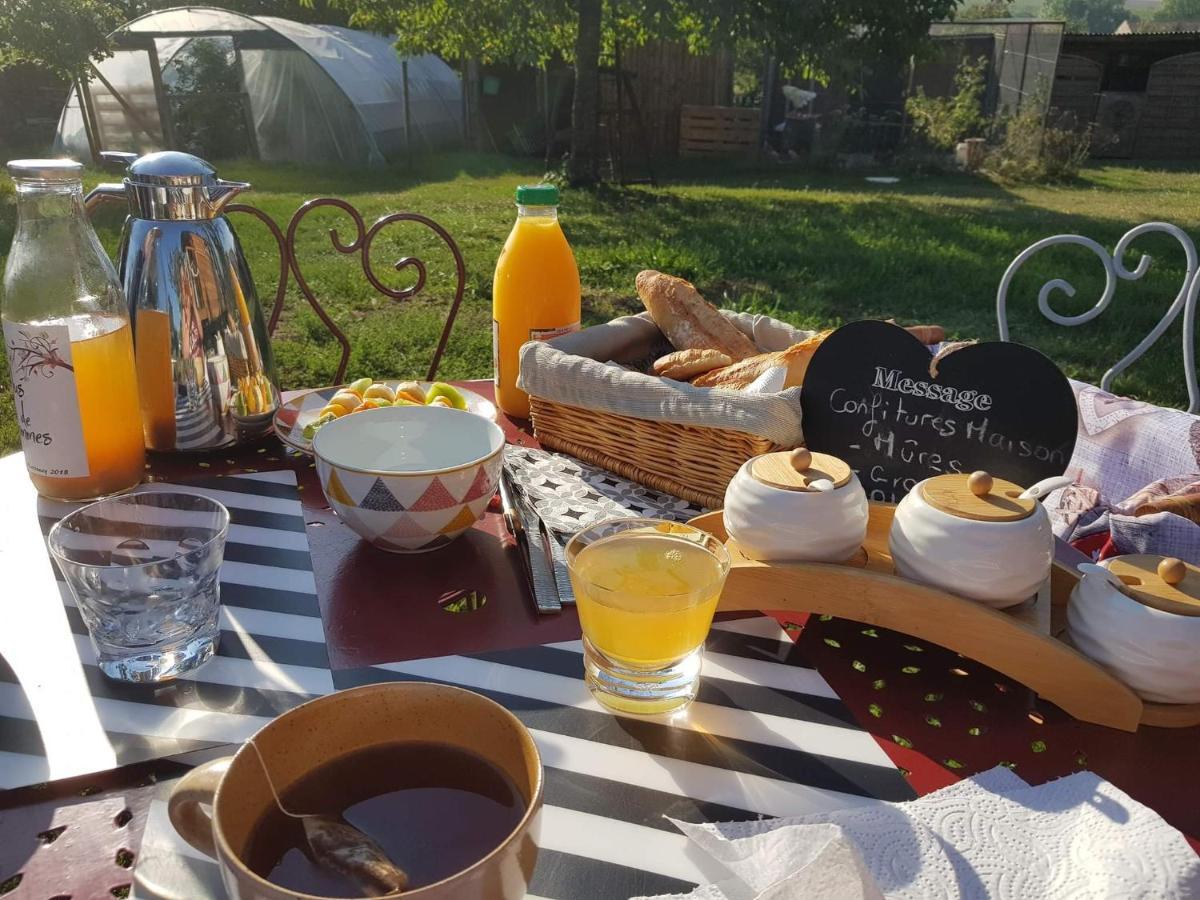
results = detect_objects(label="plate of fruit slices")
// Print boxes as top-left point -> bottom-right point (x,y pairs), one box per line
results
273,378 -> 498,455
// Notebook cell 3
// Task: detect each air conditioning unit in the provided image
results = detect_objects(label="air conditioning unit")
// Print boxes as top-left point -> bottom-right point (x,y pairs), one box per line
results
1093,91 -> 1145,159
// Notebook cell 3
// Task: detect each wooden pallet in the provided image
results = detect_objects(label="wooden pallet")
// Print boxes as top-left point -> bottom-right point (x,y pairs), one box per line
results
679,104 -> 759,158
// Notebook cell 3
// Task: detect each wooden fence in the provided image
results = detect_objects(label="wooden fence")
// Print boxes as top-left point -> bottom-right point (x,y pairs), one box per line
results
601,41 -> 733,160
678,105 -> 760,157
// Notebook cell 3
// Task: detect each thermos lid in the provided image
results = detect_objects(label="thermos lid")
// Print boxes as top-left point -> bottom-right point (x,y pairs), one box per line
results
7,159 -> 83,181
750,448 -> 852,492
1107,555 -> 1199,616
99,150 -> 249,221
919,471 -> 1036,522
126,151 -> 219,187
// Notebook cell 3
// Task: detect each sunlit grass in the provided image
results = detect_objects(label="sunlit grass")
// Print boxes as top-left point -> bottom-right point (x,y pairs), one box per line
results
2,153 -> 1198,455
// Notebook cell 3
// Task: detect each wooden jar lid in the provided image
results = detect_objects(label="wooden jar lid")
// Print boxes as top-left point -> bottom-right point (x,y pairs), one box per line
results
1107,555 -> 1200,617
750,448 -> 852,492
919,471 -> 1036,522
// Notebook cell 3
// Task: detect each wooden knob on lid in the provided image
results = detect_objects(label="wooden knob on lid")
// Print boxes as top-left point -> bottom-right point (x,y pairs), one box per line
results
919,472 -> 1034,522
751,449 -> 851,492
789,448 -> 812,472
967,471 -> 993,497
1160,557 -> 1187,587
1106,554 -> 1200,616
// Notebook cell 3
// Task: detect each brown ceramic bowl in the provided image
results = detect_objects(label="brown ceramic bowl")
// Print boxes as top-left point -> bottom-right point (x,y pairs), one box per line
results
167,682 -> 542,899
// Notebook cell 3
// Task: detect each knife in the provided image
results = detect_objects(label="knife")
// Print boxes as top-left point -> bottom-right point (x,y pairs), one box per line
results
499,469 -> 561,614
532,512 -> 569,606
537,516 -> 576,605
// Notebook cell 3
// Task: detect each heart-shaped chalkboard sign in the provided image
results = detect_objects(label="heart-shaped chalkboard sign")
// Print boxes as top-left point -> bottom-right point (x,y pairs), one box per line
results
800,321 -> 1077,503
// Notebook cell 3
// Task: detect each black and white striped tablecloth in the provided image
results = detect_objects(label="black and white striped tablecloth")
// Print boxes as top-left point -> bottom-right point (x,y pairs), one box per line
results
132,615 -> 911,900
0,470 -> 332,789
0,465 -> 911,898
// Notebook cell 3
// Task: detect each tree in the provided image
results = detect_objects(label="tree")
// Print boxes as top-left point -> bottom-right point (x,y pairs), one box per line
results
1155,0 -> 1200,19
958,0 -> 1013,17
0,0 -> 348,84
329,0 -> 958,184
117,0 -> 349,24
1040,0 -> 1130,32
0,0 -> 122,83
572,0 -> 602,184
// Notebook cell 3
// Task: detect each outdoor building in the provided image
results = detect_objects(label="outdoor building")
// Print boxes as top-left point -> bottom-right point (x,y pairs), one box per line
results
53,6 -> 464,166
924,19 -> 1066,118
1050,30 -> 1200,158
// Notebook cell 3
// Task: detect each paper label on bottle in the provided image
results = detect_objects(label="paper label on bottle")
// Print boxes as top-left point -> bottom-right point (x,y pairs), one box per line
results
3,321 -> 89,478
529,321 -> 581,342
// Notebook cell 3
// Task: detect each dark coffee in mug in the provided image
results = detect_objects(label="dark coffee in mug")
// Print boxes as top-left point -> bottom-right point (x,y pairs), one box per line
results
243,741 -> 527,895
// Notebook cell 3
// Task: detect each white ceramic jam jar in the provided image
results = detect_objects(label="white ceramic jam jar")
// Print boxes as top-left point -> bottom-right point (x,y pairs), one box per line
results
723,448 -> 869,562
889,470 -> 1071,609
1067,555 -> 1200,704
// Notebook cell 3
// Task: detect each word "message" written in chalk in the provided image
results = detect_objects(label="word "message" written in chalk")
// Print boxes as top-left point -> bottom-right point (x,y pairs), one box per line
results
873,366 -> 992,413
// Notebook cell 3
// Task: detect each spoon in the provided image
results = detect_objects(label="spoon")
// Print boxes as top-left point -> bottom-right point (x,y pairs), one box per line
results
1018,475 -> 1075,502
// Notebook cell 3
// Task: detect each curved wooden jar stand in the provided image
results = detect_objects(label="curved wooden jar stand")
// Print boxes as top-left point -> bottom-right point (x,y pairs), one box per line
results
693,504 -> 1200,733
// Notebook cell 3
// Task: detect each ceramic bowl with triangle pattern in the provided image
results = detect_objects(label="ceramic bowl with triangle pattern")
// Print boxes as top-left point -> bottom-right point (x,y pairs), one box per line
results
313,405 -> 506,553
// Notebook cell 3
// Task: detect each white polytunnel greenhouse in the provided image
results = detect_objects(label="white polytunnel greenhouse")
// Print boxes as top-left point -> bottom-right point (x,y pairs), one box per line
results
54,6 -> 464,166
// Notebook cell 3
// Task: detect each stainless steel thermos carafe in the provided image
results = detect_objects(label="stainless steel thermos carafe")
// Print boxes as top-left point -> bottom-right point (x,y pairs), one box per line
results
86,151 -> 279,451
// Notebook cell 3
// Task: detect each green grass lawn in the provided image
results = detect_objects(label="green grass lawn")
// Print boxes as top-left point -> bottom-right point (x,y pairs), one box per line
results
2,153 -> 1199,456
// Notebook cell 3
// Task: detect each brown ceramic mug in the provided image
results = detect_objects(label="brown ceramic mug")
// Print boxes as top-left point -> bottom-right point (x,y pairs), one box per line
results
167,682 -> 543,899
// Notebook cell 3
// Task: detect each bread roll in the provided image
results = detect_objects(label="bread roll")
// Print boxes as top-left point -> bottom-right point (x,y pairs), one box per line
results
903,324 -> 946,345
652,348 -> 732,380
691,333 -> 828,390
636,270 -> 758,361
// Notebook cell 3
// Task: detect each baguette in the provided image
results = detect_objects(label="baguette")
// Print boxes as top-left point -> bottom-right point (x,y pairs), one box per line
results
889,321 -> 946,344
1135,495 -> 1200,525
636,270 -> 758,361
691,333 -> 829,390
652,348 -> 732,380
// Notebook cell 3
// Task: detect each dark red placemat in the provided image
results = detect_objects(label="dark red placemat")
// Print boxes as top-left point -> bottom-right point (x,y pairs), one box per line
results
796,612 -> 1200,843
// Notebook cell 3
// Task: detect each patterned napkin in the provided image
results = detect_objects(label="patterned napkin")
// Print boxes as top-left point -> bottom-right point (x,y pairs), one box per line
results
502,446 -> 708,603
642,767 -> 1200,899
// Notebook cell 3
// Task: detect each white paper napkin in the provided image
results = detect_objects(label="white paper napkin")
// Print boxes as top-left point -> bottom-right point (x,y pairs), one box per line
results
638,768 -> 1200,900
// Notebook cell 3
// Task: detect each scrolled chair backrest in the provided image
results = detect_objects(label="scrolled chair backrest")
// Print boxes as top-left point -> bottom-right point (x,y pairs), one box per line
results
225,198 -> 468,386
996,221 -> 1198,414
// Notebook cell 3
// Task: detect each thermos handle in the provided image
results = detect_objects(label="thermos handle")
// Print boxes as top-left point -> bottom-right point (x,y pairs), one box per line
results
83,183 -> 128,216
99,150 -> 138,168
83,152 -> 136,217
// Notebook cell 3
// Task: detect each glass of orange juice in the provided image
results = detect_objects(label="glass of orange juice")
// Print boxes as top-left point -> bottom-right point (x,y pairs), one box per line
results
566,518 -> 731,714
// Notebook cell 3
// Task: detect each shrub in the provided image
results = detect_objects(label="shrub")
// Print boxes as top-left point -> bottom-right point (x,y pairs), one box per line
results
985,97 -> 1092,183
905,55 -> 989,151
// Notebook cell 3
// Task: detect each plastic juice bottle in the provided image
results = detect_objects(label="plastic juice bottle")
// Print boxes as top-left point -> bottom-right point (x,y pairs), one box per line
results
492,183 -> 581,419
2,159 -> 145,500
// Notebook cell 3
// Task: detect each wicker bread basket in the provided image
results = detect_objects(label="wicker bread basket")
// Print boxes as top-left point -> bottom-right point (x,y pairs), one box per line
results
528,397 -> 779,509
520,312 -> 809,509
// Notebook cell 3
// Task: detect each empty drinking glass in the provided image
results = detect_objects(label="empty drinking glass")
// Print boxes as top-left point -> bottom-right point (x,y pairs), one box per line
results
48,491 -> 230,682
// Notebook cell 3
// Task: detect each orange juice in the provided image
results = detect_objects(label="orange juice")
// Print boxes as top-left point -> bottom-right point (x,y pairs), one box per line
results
571,532 -> 726,669
492,183 -> 581,419
26,316 -> 145,500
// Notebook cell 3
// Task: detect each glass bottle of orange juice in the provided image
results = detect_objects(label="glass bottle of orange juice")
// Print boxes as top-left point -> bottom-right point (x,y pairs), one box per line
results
492,183 -> 581,418
2,160 -> 145,500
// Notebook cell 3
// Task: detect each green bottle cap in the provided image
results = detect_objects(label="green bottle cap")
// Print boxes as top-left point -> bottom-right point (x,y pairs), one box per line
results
515,183 -> 559,206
